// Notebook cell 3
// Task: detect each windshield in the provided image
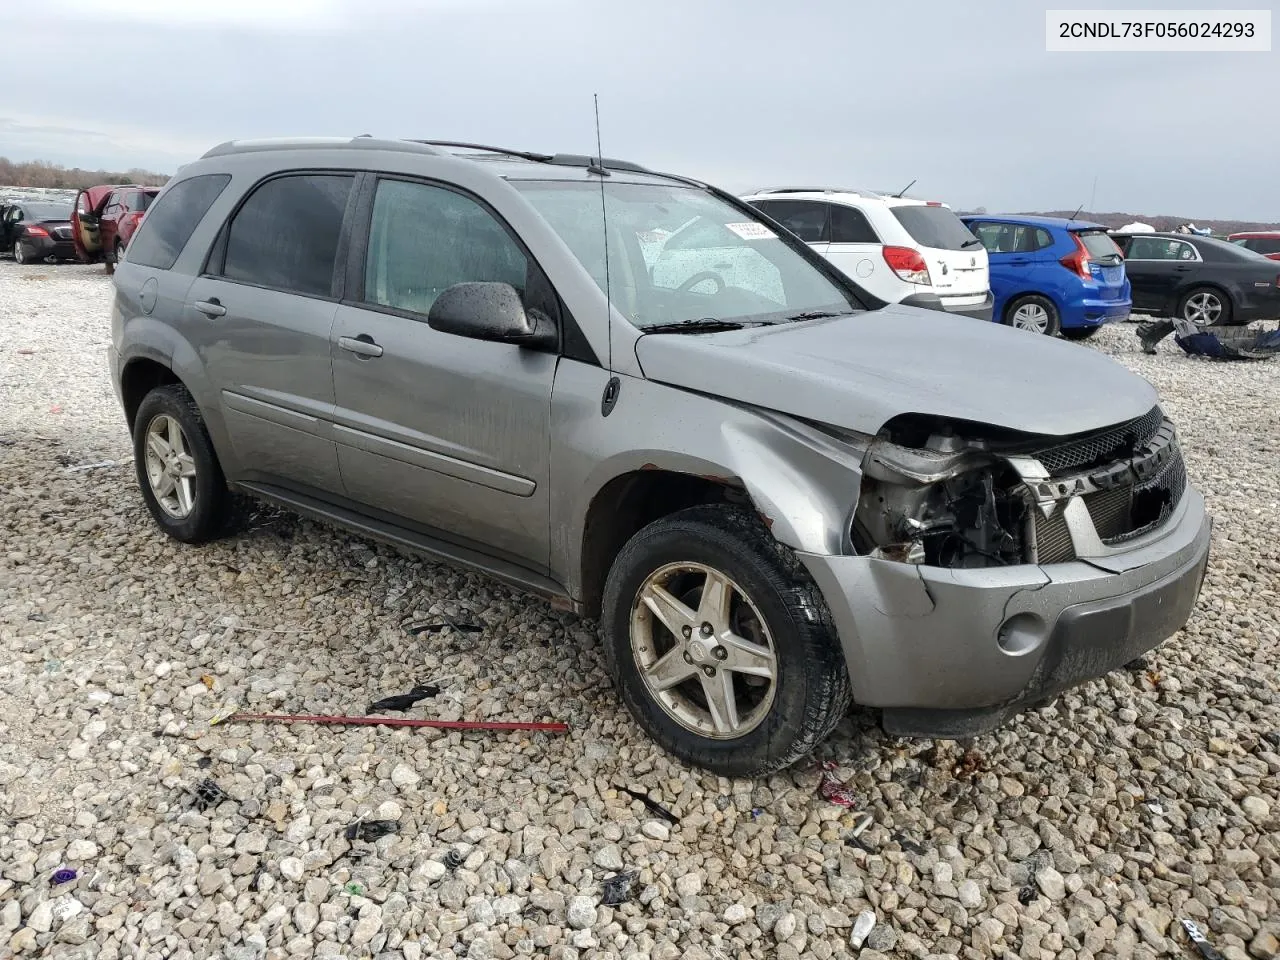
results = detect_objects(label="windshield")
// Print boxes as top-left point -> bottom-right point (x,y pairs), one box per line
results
513,181 -> 861,330
25,201 -> 73,221
1076,230 -> 1123,260
890,204 -> 976,251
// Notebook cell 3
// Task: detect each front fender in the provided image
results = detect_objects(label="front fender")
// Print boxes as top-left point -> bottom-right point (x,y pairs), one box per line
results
549,361 -> 866,600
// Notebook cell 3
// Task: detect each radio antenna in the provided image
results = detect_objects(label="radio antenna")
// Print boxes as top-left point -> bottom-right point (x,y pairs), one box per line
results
593,94 -> 614,378
893,178 -> 916,198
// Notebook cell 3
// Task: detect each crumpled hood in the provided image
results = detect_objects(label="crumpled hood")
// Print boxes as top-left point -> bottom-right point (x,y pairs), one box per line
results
634,305 -> 1158,438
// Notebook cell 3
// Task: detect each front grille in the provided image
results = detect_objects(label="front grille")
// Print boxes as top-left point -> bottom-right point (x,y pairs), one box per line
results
1092,447 -> 1187,544
1036,406 -> 1164,476
1034,510 -> 1076,563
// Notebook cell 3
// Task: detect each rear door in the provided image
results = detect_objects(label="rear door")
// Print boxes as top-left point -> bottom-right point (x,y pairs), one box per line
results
825,201 -> 892,295
1073,229 -> 1126,301
184,172 -> 356,497
968,220 -> 1048,308
330,175 -> 557,569
1118,235 -> 1194,312
100,192 -> 124,253
888,202 -> 988,304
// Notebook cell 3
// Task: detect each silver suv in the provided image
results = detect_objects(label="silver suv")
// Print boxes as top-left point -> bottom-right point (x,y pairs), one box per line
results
110,137 -> 1212,775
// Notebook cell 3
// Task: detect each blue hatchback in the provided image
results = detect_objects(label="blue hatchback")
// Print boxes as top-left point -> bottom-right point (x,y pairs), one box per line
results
960,215 -> 1131,339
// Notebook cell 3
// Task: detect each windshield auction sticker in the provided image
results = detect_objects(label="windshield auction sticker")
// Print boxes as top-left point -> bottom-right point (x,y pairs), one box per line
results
725,222 -> 776,240
1046,9 -> 1271,51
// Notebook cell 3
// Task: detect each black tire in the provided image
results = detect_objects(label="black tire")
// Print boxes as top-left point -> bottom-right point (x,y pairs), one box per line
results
1178,286 -> 1232,327
601,504 -> 852,776
1003,294 -> 1061,336
13,241 -> 29,265
1061,325 -> 1102,341
114,240 -> 126,265
132,383 -> 230,543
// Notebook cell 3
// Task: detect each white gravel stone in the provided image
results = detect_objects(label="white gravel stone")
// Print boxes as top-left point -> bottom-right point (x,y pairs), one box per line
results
641,820 -> 671,841
1241,795 -> 1270,823
566,896 -> 596,929
850,910 -> 876,948
390,763 -> 420,788
278,857 -> 304,882
723,903 -> 749,925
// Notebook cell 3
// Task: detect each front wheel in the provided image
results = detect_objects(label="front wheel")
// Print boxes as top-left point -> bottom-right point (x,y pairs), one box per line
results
1061,325 -> 1102,341
601,505 -> 852,776
1003,294 -> 1061,336
1179,287 -> 1232,327
13,242 -> 28,264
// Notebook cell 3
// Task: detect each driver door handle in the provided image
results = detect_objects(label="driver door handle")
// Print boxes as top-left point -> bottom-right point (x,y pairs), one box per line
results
339,335 -> 384,358
194,299 -> 226,318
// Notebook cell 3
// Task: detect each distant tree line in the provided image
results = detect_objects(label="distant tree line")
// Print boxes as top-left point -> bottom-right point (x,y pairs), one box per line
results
0,157 -> 169,190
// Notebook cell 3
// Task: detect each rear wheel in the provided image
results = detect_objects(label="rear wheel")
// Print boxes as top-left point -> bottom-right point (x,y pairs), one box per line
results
1179,287 -> 1231,327
1003,294 -> 1061,336
1061,325 -> 1102,341
133,384 -> 230,543
601,504 -> 852,776
114,239 -> 126,265
13,242 -> 27,264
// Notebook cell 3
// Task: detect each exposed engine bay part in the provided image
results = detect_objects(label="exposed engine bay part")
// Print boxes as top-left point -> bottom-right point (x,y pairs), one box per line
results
855,433 -> 1029,569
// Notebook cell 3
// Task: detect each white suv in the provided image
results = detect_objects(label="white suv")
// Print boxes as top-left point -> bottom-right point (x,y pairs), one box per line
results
743,188 -> 992,321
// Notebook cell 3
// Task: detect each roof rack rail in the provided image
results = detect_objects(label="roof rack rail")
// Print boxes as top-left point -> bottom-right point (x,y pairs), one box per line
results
201,137 -> 443,159
407,140 -> 556,163
548,153 -> 651,174
752,186 -> 871,197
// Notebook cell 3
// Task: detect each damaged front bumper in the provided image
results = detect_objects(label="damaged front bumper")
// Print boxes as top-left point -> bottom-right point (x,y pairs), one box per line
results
798,487 -> 1211,738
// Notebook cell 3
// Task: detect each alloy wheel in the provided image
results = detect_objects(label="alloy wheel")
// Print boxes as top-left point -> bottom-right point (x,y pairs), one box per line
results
630,561 -> 778,739
1183,291 -> 1223,326
144,414 -> 198,519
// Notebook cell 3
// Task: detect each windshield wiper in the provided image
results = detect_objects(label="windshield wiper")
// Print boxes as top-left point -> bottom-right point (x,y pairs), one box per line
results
961,238 -> 983,248
642,318 -> 748,334
783,310 -> 845,321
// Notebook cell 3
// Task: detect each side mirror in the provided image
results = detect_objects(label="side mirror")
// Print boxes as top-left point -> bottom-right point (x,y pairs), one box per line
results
427,282 -> 557,349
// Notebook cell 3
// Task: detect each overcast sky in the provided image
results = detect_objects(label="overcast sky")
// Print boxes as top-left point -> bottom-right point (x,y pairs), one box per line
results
3,0 -> 1276,219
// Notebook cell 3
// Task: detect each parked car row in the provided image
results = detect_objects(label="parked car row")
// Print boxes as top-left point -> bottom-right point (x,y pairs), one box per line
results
1,184 -> 159,267
108,137 -> 1213,775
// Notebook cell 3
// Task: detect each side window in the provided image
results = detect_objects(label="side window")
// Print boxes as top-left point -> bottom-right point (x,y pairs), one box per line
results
1124,236 -> 1160,260
972,221 -> 1015,253
1171,241 -> 1197,261
829,204 -> 879,244
128,174 -> 232,271
753,200 -> 829,243
220,174 -> 353,297
362,178 -> 528,317
1034,228 -> 1054,250
1254,238 -> 1280,255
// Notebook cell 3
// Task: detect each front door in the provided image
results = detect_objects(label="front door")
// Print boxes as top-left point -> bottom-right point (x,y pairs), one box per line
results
1120,235 -> 1197,313
331,176 -> 557,569
184,172 -> 356,496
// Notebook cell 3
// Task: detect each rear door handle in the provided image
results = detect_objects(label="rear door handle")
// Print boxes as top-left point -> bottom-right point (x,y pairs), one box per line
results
1174,265 -> 1192,272
339,335 -> 384,359
194,299 -> 226,318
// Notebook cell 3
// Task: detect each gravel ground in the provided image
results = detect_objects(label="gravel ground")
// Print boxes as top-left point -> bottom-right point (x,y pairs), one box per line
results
1,260 -> 1278,960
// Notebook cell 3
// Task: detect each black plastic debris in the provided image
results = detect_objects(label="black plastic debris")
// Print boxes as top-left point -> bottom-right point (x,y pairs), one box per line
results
249,860 -> 267,891
1181,919 -> 1226,960
1017,884 -> 1037,905
367,684 -> 441,714
444,849 -> 465,871
890,832 -> 927,856
189,778 -> 231,812
406,615 -> 483,636
345,819 -> 399,842
614,785 -> 680,825
1124,656 -> 1150,672
600,870 -> 639,906
27,613 -> 47,623
196,756 -> 213,770
51,869 -> 77,886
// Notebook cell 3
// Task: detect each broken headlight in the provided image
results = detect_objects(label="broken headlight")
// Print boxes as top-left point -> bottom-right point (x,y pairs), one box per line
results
854,435 -> 1030,568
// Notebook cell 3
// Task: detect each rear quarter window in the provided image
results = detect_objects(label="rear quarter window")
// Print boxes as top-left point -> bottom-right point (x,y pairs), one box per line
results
890,205 -> 976,251
126,174 -> 231,270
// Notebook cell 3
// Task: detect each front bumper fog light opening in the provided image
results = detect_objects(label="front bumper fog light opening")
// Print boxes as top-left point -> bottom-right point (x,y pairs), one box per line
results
997,612 -> 1047,656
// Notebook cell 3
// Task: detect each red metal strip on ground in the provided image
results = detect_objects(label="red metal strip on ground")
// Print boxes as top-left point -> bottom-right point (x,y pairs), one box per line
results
226,713 -> 568,733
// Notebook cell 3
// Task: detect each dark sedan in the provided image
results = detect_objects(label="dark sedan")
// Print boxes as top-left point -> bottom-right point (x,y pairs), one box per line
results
4,200 -> 78,264
1110,231 -> 1280,326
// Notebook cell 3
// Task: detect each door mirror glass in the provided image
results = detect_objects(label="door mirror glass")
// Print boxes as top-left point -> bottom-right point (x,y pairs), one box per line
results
427,282 -> 557,348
